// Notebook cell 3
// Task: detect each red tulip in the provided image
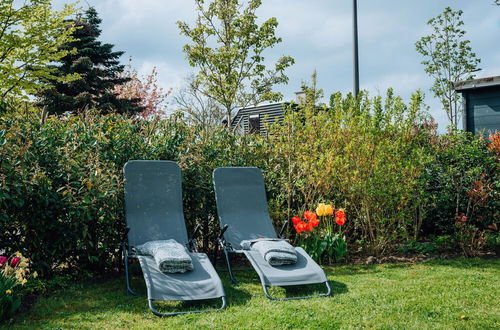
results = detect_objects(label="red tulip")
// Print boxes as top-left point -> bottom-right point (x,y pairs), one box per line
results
295,221 -> 308,233
305,222 -> 313,232
10,256 -> 21,267
335,209 -> 345,219
310,219 -> 320,228
291,216 -> 301,225
303,210 -> 317,222
335,216 -> 346,226
0,256 -> 6,267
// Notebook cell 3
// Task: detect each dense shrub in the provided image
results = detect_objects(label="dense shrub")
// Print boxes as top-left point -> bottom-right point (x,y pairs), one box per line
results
420,131 -> 499,255
0,111 -> 177,275
0,110 -> 266,277
267,90 -> 433,254
1,91 -> 498,277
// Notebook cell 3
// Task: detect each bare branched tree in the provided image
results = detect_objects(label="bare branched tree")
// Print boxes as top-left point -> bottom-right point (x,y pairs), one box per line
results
173,75 -> 225,130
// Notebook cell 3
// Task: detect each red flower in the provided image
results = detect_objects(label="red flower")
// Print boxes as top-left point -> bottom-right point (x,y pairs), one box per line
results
303,210 -> 317,222
291,216 -> 301,225
335,216 -> 346,226
0,256 -> 6,267
10,257 -> 21,267
310,218 -> 320,228
305,222 -> 313,232
294,221 -> 308,234
335,209 -> 345,219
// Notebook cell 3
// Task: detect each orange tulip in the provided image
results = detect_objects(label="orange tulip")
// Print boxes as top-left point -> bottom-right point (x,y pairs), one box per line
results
292,216 -> 301,225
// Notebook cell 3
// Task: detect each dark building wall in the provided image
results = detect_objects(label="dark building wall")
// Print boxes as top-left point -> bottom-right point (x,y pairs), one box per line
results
231,103 -> 287,134
463,87 -> 500,134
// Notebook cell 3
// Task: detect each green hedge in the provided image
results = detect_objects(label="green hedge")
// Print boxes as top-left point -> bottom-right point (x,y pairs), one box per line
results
0,111 -> 267,277
1,93 -> 498,277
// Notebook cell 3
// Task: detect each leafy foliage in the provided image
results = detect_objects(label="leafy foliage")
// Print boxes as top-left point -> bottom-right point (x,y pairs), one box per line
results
1,90 -> 498,279
0,0 -> 77,101
268,89 -> 433,254
0,109 -> 266,276
419,132 -> 499,251
177,0 -> 294,126
415,7 -> 480,128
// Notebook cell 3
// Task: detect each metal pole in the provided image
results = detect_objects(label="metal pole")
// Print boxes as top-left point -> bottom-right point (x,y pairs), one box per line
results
352,0 -> 359,98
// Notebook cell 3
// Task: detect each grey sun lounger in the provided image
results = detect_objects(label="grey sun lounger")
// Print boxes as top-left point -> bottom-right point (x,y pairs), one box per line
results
123,160 -> 226,317
213,167 -> 331,300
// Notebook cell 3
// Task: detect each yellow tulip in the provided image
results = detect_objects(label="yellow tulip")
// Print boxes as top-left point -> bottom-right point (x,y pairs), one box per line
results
316,203 -> 327,216
324,204 -> 334,216
5,290 -> 12,295
316,203 -> 334,216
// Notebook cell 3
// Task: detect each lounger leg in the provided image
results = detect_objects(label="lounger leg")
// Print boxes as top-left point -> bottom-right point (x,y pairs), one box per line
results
124,255 -> 139,296
262,281 -> 332,300
148,296 -> 227,317
223,249 -> 238,284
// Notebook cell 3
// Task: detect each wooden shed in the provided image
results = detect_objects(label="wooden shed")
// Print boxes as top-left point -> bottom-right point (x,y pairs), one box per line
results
454,75 -> 500,134
230,102 -> 289,134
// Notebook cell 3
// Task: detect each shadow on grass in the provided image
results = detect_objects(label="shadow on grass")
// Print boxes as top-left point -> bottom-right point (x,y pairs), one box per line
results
280,280 -> 348,298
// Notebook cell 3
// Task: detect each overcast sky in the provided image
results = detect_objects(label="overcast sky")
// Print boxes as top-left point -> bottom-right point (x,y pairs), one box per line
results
53,0 -> 500,130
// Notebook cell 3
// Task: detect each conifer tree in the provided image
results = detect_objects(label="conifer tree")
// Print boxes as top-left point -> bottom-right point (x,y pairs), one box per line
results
39,7 -> 142,115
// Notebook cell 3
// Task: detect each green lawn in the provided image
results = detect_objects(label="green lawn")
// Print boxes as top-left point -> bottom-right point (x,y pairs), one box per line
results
7,258 -> 500,329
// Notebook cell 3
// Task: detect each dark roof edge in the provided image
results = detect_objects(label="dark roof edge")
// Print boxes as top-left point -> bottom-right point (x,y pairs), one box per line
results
454,75 -> 500,92
230,101 -> 290,125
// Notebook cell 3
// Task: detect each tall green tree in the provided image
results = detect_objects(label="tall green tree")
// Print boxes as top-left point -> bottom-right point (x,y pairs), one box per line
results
178,0 -> 294,127
0,0 -> 77,102
39,7 -> 142,115
415,7 -> 480,129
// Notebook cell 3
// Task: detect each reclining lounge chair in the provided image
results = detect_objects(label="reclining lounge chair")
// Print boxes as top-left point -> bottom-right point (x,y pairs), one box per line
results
123,160 -> 226,317
213,167 -> 331,300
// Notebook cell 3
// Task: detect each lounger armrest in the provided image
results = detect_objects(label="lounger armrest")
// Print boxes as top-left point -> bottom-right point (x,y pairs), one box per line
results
217,224 -> 230,249
190,223 -> 202,240
279,220 -> 289,238
218,224 -> 229,240
188,223 -> 202,252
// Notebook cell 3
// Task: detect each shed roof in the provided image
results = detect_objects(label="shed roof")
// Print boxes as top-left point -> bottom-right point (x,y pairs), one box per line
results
454,75 -> 500,92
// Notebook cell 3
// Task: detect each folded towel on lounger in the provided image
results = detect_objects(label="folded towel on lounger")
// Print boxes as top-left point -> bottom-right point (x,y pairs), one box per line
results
136,239 -> 193,274
240,238 -> 297,266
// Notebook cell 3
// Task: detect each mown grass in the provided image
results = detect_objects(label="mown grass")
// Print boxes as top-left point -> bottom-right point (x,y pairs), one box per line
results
6,258 -> 500,329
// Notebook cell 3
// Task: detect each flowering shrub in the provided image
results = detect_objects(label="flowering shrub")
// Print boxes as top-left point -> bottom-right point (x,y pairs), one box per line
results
487,132 -> 500,158
268,89 -> 432,254
0,252 -> 36,320
292,204 -> 347,263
